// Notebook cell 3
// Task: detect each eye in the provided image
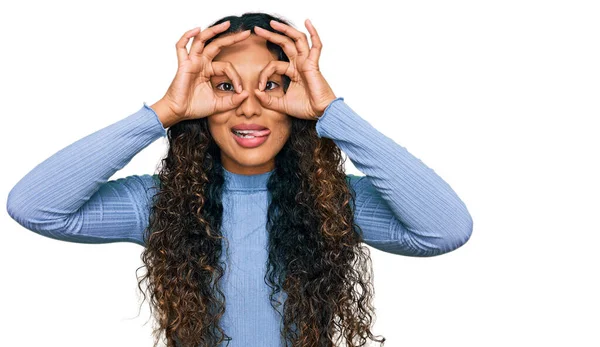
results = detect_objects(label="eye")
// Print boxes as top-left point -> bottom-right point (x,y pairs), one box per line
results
264,81 -> 280,91
215,82 -> 235,92
216,81 -> 280,92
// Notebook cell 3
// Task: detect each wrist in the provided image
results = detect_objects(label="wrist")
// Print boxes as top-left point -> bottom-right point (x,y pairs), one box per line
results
313,96 -> 337,121
150,99 -> 180,128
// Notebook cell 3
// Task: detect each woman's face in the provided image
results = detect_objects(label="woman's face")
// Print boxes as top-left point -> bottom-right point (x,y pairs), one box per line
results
208,32 -> 292,176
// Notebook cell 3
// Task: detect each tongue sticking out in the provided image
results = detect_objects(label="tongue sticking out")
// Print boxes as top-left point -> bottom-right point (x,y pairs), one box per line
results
232,129 -> 271,137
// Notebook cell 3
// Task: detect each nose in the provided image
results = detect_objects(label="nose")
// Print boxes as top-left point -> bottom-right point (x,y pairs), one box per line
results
238,86 -> 263,118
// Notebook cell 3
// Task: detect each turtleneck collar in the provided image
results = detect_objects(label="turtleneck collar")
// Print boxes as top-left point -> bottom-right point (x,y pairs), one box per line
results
223,166 -> 275,191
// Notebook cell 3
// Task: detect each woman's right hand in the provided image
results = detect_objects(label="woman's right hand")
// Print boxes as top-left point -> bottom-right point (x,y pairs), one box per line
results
158,21 -> 251,121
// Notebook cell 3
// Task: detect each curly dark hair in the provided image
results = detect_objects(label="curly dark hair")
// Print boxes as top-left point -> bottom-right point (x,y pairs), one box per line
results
135,12 -> 386,347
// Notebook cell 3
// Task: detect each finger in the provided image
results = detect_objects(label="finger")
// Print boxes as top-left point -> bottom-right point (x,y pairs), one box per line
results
305,19 -> 323,63
211,61 -> 244,94
189,20 -> 231,57
257,61 -> 294,92
176,27 -> 201,65
215,90 -> 249,113
253,25 -> 298,63
254,87 -> 286,114
201,30 -> 252,62
268,20 -> 310,58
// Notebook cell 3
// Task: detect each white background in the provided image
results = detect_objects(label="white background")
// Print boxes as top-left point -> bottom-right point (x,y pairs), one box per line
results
1,0 -> 599,346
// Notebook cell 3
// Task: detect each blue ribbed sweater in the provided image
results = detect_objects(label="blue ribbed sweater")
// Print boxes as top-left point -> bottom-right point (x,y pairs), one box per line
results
6,97 -> 472,346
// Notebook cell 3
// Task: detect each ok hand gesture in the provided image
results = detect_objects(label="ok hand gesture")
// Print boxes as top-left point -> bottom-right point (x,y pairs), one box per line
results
253,19 -> 337,121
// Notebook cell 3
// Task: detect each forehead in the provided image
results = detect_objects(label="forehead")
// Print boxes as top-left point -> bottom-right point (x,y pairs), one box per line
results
213,34 -> 278,75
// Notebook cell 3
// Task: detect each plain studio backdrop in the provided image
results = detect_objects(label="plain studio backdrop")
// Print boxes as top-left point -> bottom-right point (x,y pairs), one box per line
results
1,0 -> 598,346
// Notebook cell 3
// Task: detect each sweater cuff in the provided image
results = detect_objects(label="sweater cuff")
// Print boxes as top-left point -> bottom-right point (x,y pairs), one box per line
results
315,96 -> 345,138
142,102 -> 168,137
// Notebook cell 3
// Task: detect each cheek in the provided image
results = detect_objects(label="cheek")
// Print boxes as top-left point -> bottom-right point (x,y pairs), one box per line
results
208,114 -> 228,128
207,117 -> 229,140
275,122 -> 292,144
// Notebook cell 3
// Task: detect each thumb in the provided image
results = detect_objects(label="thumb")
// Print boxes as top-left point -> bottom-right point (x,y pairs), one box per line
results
255,88 -> 285,113
215,90 -> 249,113
231,89 -> 249,106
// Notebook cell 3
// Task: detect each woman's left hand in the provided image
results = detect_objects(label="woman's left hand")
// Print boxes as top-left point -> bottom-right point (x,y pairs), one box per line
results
253,19 -> 337,121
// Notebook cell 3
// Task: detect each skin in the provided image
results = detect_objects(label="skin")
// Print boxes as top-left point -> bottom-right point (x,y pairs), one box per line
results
208,34 -> 291,176
150,19 -> 336,175
211,20 -> 338,176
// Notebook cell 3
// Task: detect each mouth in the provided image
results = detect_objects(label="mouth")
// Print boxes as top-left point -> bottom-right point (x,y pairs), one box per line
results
230,128 -> 271,148
230,128 -> 271,138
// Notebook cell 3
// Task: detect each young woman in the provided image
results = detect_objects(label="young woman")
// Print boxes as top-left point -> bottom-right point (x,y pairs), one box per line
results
7,12 -> 473,347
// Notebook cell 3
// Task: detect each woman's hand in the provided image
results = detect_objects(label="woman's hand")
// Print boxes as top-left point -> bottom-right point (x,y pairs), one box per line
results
157,22 -> 252,122
253,19 -> 337,121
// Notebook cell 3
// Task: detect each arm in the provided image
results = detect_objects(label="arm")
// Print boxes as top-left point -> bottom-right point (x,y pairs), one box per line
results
316,97 -> 473,257
6,103 -> 167,246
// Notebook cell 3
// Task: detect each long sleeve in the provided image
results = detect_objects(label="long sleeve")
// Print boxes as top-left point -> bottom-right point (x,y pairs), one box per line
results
315,97 -> 473,257
6,103 -> 167,246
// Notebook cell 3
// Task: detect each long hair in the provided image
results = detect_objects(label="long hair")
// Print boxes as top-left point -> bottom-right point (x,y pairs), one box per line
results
135,12 -> 386,347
